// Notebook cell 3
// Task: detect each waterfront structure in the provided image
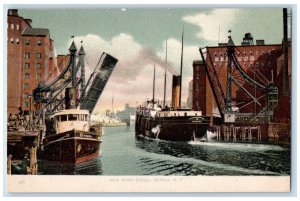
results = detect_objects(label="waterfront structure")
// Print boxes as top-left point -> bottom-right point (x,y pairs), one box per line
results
197,35 -> 291,123
7,9 -> 57,114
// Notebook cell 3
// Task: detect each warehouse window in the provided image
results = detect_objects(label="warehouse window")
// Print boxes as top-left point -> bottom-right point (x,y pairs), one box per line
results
36,63 -> 41,69
36,53 -> 41,59
10,38 -> 14,43
36,73 -> 41,80
25,40 -> 29,45
16,38 -> 19,44
24,63 -> 30,69
24,52 -> 30,59
23,83 -> 29,89
24,102 -> 29,108
10,24 -> 14,29
24,73 -> 30,79
23,93 -> 29,99
16,24 -> 19,30
36,40 -> 42,46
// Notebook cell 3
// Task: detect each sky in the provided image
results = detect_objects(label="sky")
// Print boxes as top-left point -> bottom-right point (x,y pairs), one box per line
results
17,7 -> 287,113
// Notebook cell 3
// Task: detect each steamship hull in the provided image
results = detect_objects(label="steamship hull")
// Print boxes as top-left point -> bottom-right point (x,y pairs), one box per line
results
42,130 -> 101,164
135,114 -> 212,141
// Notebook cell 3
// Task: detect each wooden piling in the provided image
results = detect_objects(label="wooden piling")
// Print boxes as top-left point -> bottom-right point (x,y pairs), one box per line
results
7,155 -> 12,175
248,126 -> 252,142
27,145 -> 38,175
258,126 -> 261,141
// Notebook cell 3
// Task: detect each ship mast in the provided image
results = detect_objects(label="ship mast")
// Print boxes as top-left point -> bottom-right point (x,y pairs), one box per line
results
152,65 -> 156,103
163,37 -> 168,107
112,89 -> 115,116
179,27 -> 184,108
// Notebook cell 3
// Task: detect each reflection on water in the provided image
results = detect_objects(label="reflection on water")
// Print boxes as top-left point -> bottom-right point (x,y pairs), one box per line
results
37,126 -> 290,175
39,156 -> 103,175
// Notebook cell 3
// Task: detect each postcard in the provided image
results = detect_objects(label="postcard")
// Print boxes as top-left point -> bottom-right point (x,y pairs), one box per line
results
5,6 -> 292,193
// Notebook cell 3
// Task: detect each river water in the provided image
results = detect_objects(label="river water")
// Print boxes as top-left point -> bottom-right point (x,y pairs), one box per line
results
38,126 -> 290,175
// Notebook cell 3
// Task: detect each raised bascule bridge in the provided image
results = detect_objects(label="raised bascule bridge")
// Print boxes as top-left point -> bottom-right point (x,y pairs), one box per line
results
33,41 -> 118,116
199,31 -> 290,143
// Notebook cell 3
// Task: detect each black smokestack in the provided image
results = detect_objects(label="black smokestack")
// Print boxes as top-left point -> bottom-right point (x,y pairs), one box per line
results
172,75 -> 181,108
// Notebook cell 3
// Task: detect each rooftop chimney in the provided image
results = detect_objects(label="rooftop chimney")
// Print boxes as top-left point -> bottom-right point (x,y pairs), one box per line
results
256,40 -> 265,45
8,9 -> 18,16
241,33 -> 254,45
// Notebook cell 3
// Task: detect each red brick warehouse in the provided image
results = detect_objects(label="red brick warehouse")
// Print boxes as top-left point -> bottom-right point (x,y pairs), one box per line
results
7,9 -> 65,114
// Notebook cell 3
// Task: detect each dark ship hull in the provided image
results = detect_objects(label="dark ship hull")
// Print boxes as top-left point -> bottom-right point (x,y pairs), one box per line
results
135,113 -> 218,141
42,130 -> 101,164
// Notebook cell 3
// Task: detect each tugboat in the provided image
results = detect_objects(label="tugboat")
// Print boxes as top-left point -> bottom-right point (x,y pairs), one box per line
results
33,40 -> 118,164
135,33 -> 212,141
42,108 -> 102,164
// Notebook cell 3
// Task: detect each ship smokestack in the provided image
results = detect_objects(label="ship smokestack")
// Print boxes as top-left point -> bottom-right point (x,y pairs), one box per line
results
65,87 -> 77,109
79,43 -> 86,103
172,75 -> 181,109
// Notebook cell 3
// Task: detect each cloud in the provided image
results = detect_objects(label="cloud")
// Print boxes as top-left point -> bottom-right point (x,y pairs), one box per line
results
66,33 -> 198,112
183,9 -> 240,44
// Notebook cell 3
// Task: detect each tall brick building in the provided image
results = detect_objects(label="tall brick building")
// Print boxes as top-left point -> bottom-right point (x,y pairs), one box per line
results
192,60 -> 206,114
7,9 -> 57,114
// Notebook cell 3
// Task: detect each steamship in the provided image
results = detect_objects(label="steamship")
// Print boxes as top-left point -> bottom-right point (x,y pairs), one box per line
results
135,75 -> 211,141
135,34 -> 213,141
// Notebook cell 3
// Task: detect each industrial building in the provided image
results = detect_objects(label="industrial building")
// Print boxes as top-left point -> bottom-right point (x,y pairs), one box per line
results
7,9 -> 65,114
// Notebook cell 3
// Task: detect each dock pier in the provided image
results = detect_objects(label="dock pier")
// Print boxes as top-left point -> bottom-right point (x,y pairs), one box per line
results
212,123 -> 288,144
